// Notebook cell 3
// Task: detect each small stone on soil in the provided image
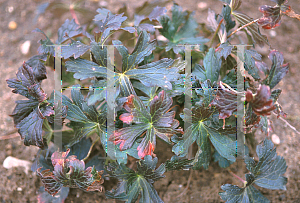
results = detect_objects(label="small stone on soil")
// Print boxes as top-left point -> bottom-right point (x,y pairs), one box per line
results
20,40 -> 31,55
8,21 -> 17,30
271,134 -> 280,145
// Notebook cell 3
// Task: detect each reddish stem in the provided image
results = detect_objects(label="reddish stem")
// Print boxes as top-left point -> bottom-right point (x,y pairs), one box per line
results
70,4 -> 80,25
228,169 -> 245,184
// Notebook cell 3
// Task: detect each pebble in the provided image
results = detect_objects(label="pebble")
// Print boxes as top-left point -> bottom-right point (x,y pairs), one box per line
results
7,6 -> 14,13
20,40 -> 31,55
157,35 -> 168,42
17,187 -> 22,192
8,21 -> 17,30
197,2 -> 208,10
99,1 -> 108,7
3,156 -> 32,174
271,134 -> 280,145
269,30 -> 277,38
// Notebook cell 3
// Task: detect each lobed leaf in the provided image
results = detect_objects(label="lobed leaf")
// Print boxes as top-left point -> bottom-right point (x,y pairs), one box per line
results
219,138 -> 287,202
110,91 -> 181,158
258,5 -> 281,29
263,50 -> 289,89
57,19 -> 84,44
106,156 -> 165,203
210,82 -> 237,119
245,85 -> 276,116
37,149 -> 104,196
62,85 -> 106,147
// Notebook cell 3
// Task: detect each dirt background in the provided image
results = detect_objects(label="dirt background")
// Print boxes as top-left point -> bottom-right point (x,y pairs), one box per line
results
1,0 -> 300,202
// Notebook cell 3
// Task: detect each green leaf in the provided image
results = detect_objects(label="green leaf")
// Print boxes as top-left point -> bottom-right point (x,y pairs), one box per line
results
217,42 -> 233,60
213,150 -> 234,168
245,138 -> 287,190
38,186 -> 69,203
106,156 -> 165,203
219,138 -> 287,202
62,86 -> 106,147
219,183 -> 270,203
66,58 -> 107,80
126,58 -> 184,90
193,48 -> 222,83
110,91 -> 181,158
113,30 -> 156,72
159,4 -> 209,54
172,105 -> 236,169
68,137 -> 92,160
244,49 -> 262,81
165,155 -> 193,171
222,5 -> 236,32
61,40 -> 90,59
263,50 -> 289,89
221,69 -> 237,87
91,42 -> 108,67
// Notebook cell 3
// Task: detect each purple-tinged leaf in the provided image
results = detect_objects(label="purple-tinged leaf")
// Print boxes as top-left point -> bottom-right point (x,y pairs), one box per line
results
10,99 -> 39,126
255,61 -> 269,77
37,149 -> 104,196
110,91 -> 181,159
258,5 -> 281,29
57,19 -> 84,44
246,85 -> 276,116
210,82 -> 237,119
121,27 -> 136,33
148,6 -> 167,21
33,28 -> 55,55
138,23 -> 156,32
16,105 -> 54,148
263,50 -> 289,89
94,9 -> 127,41
232,11 -> 269,46
26,54 -> 48,82
7,62 -> 47,102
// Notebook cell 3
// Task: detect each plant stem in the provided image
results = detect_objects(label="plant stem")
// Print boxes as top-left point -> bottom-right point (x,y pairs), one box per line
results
227,19 -> 259,39
272,112 -> 300,135
176,169 -> 193,198
228,169 -> 246,184
215,18 -> 259,48
209,19 -> 224,48
82,137 -> 100,161
70,4 -> 80,25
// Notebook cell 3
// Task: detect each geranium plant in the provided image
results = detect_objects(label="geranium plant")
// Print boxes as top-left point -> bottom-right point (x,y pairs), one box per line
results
7,0 -> 299,202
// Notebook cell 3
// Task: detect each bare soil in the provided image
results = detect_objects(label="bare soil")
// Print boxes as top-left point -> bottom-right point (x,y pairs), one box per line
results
0,0 -> 300,202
